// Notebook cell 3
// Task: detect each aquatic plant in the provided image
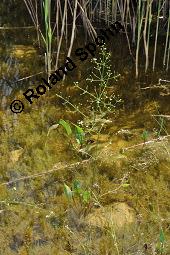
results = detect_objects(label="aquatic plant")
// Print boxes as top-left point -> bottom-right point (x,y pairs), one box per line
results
141,130 -> 149,143
64,180 -> 92,217
1,1 -> 170,254
23,0 -> 96,77
55,45 -> 121,137
153,115 -> 169,137
85,44 -> 121,113
47,119 -> 85,153
43,0 -> 52,80
156,228 -> 165,254
64,180 -> 91,204
23,0 -> 170,78
72,45 -> 121,116
23,0 -> 53,80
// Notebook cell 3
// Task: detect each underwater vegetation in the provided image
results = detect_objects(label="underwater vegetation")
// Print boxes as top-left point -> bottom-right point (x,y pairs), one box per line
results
0,0 -> 170,254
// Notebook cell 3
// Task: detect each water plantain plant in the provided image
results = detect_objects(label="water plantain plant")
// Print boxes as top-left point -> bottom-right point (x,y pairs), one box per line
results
64,179 -> 92,217
156,229 -> 166,254
47,119 -> 85,153
75,44 -> 122,114
55,45 -> 122,136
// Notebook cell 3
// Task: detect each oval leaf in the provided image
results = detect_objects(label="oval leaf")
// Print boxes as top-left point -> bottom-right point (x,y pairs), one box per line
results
59,119 -> 72,136
74,125 -> 85,144
73,180 -> 81,191
121,183 -> 130,188
64,184 -> 73,200
82,191 -> 91,203
159,229 -> 165,243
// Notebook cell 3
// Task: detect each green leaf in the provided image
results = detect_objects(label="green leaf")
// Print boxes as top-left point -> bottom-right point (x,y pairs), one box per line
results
82,191 -> 91,203
59,119 -> 72,136
64,184 -> 73,200
141,130 -> 148,141
121,183 -> 130,188
74,125 -> 84,145
159,229 -> 165,244
73,180 -> 81,192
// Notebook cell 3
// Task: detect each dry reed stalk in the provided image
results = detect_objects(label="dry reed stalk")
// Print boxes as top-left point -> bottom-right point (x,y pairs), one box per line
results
23,0 -> 40,40
112,0 -> 117,23
163,9 -> 170,67
65,0 -> 68,46
35,0 -> 40,47
143,0 -> 153,72
146,1 -> 153,70
55,0 -> 67,70
165,10 -> 170,71
91,0 -> 100,22
152,0 -> 161,71
136,0 -> 145,78
77,1 -> 97,40
67,0 -> 78,60
166,35 -> 170,71
99,0 -> 102,23
53,0 -> 59,45
22,0 -> 170,78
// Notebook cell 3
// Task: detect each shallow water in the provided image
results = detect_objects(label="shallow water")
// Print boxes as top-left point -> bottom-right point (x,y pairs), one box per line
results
0,1 -> 170,255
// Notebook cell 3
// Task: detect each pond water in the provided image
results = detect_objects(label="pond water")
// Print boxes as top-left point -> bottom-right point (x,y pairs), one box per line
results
0,1 -> 170,255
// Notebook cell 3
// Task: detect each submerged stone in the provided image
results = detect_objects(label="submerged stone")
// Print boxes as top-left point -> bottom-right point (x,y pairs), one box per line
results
85,202 -> 136,229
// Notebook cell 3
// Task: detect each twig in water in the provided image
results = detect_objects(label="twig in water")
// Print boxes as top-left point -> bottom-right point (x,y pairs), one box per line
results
0,26 -> 35,29
122,135 -> 170,152
159,79 -> 170,84
0,160 -> 91,187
